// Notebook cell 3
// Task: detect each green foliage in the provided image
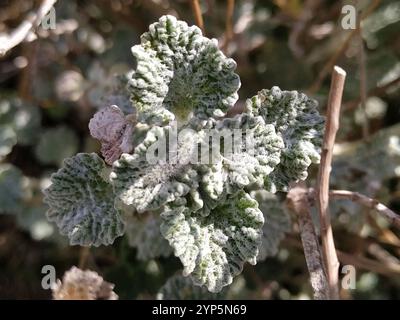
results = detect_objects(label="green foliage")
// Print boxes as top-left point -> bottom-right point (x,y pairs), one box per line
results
128,15 -> 240,125
1,0 -> 399,300
44,153 -> 125,246
246,87 -> 324,192
160,191 -> 264,292
42,15 -> 323,293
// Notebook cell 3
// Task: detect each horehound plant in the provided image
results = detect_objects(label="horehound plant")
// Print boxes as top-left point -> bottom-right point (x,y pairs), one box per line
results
43,15 -> 324,293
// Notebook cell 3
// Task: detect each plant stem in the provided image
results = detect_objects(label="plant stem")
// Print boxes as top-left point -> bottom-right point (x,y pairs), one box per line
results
328,190 -> 400,229
224,0 -> 235,51
287,183 -> 330,300
190,0 -> 205,33
0,0 -> 57,57
316,66 -> 346,299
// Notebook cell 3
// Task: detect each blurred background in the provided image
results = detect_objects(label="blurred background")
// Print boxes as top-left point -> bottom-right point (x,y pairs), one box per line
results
0,0 -> 399,299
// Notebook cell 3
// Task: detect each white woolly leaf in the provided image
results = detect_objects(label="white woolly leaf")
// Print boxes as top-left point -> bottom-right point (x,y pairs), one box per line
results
125,213 -> 172,260
211,114 -> 284,191
128,15 -> 240,125
160,191 -> 264,293
44,153 -> 125,246
157,274 -> 225,300
111,126 -> 200,212
89,105 -> 135,165
246,87 -> 324,192
251,190 -> 291,261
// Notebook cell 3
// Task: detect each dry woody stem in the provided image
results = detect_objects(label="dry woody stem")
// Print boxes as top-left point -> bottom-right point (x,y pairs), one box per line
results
287,184 -> 330,300
329,190 -> 400,229
190,0 -> 205,33
0,0 -> 57,57
316,66 -> 346,299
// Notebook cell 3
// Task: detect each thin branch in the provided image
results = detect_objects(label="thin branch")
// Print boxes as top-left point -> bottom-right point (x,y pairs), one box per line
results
287,183 -> 330,300
307,0 -> 381,94
0,0 -> 57,57
316,66 -> 346,299
190,0 -> 205,33
329,190 -> 400,229
223,0 -> 235,51
284,235 -> 400,277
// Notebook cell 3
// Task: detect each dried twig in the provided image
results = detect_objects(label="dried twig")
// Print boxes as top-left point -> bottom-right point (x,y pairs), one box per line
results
0,0 -> 57,57
190,0 -> 204,33
329,190 -> 400,229
224,0 -> 235,50
307,0 -> 381,94
316,66 -> 346,299
287,183 -> 330,300
284,235 -> 400,277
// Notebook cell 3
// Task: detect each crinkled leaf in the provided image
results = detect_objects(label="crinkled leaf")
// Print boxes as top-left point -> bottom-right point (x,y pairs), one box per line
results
44,153 -> 125,246
211,114 -> 284,191
89,105 -> 135,165
111,126 -> 199,212
125,212 -> 172,260
128,15 -> 240,125
157,274 -> 226,300
246,87 -> 324,192
251,190 -> 291,261
0,164 -> 25,214
35,126 -> 79,166
160,191 -> 264,292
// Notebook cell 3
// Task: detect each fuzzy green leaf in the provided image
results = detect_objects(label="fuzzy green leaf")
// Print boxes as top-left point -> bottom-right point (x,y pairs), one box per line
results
210,114 -> 284,191
246,87 -> 324,192
111,126 -> 200,212
44,153 -> 125,246
160,191 -> 264,292
128,15 -> 240,125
